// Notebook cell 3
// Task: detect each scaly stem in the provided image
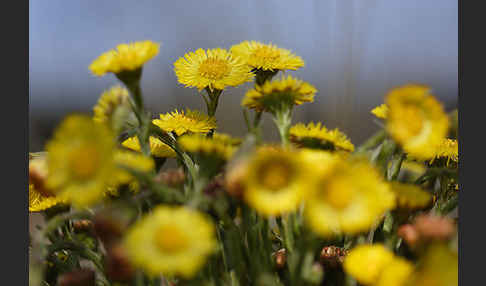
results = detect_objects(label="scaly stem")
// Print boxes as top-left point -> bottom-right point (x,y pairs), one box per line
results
273,108 -> 292,147
204,88 -> 223,117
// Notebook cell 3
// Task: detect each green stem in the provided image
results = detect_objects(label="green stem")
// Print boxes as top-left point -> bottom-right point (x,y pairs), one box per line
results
273,108 -> 292,147
356,129 -> 387,153
388,152 -> 406,181
204,88 -> 223,117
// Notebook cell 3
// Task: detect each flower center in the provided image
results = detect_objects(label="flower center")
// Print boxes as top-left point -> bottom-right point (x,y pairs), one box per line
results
69,145 -> 101,180
258,160 -> 293,191
324,179 -> 355,210
252,46 -> 281,63
154,225 -> 188,254
198,58 -> 231,80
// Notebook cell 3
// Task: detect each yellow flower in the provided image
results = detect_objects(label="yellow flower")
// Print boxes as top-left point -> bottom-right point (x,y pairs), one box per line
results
89,41 -> 159,76
408,243 -> 458,286
152,109 -> 217,136
93,85 -> 131,124
289,122 -> 354,152
386,84 -> 449,160
177,133 -> 237,161
212,132 -> 242,146
123,205 -> 216,278
390,182 -> 432,210
29,184 -> 65,212
375,257 -> 414,286
242,147 -> 313,216
431,138 -> 458,165
242,75 -> 316,112
230,41 -> 304,71
304,158 -> 395,236
371,104 -> 389,119
174,48 -> 254,91
111,150 -> 155,187
122,136 -> 176,158
46,115 -> 116,207
343,244 -> 395,285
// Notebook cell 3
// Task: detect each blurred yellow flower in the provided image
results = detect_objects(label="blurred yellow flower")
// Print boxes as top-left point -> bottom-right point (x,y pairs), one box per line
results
242,147 -> 312,216
152,109 -> 217,136
46,115 -> 116,207
408,243 -> 458,286
371,104 -> 389,119
29,184 -> 65,212
289,122 -> 354,152
386,84 -> 449,160
178,133 -> 237,161
343,244 -> 395,285
174,48 -> 254,91
305,158 -> 395,236
242,75 -> 316,112
375,257 -> 414,286
230,41 -> 304,71
390,182 -> 432,210
89,41 -> 159,76
123,205 -> 216,278
93,85 -> 131,125
110,150 -> 155,190
122,136 -> 176,158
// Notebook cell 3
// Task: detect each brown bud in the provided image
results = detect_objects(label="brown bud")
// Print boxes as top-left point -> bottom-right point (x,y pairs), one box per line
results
398,224 -> 420,247
72,220 -> 94,233
105,244 -> 135,282
414,214 -> 455,241
57,269 -> 95,286
29,157 -> 54,197
320,246 -> 347,268
224,159 -> 248,198
93,209 -> 130,246
154,168 -> 185,187
204,175 -> 225,195
274,248 -> 287,269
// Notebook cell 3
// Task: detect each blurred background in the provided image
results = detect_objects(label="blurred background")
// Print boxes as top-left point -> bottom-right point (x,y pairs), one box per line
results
29,0 -> 457,151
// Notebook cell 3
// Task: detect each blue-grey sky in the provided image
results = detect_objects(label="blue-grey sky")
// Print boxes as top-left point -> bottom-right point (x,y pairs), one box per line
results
29,0 -> 457,149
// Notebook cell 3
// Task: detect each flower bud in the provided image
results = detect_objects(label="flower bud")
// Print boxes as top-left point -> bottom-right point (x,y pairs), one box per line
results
398,224 -> 419,247
72,219 -> 94,233
320,246 -> 347,268
224,158 -> 248,198
57,269 -> 95,286
274,248 -> 287,269
29,157 -> 53,197
105,244 -> 135,282
93,208 -> 132,246
154,168 -> 185,187
414,214 -> 455,241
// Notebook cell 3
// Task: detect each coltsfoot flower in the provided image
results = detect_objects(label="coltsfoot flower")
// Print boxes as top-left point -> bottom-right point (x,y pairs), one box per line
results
93,85 -> 133,126
152,109 -> 217,136
109,150 -> 155,192
46,115 -> 117,207
89,41 -> 159,76
371,104 -> 388,119
29,184 -> 65,212
122,136 -> 176,158
174,48 -> 254,91
389,182 -> 432,210
430,138 -> 458,166
343,244 -> 395,285
289,122 -> 354,152
375,256 -> 414,286
178,133 -> 237,161
385,84 -> 449,160
230,41 -> 304,72
241,146 -> 313,216
242,75 -> 316,113
123,205 -> 216,278
408,243 -> 458,286
304,157 -> 395,236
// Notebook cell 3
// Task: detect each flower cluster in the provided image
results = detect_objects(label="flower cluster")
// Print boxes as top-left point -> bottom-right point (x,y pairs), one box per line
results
29,40 -> 458,286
